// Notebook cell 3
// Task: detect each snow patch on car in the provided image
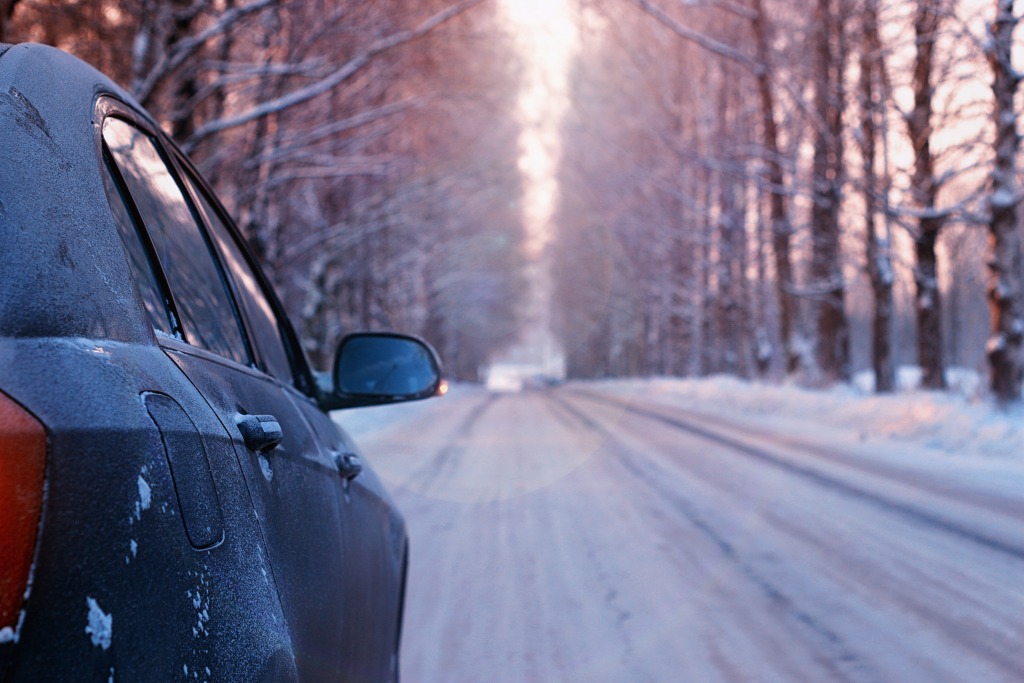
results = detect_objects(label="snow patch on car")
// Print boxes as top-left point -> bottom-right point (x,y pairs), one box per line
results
0,605 -> 24,644
258,454 -> 273,482
85,596 -> 113,650
186,571 -> 211,639
181,569 -> 214,681
131,467 -> 153,523
137,474 -> 151,511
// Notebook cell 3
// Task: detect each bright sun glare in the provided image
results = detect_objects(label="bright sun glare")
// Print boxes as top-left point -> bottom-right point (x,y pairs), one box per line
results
494,0 -> 578,377
499,0 -> 579,255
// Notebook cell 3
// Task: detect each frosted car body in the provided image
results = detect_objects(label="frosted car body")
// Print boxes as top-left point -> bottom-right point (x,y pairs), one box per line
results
0,42 -> 438,682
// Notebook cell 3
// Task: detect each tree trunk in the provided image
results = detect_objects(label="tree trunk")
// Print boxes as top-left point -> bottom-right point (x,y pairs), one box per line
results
985,0 -> 1024,403
700,168 -> 717,376
751,0 -> 798,374
861,0 -> 895,393
168,0 -> 199,141
715,70 -> 746,377
810,0 -> 850,382
908,0 -> 947,389
753,192 -> 772,376
0,0 -> 20,43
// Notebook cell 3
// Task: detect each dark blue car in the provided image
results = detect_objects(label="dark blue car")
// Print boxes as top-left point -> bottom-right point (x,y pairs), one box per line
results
0,42 -> 441,682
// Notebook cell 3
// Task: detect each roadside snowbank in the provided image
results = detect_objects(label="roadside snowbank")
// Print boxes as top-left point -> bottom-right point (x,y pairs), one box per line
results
582,370 -> 1024,461
333,382 -> 487,439
335,370 -> 1024,464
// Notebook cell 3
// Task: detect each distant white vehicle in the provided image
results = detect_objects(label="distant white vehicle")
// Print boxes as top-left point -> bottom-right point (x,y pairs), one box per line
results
485,365 -> 525,392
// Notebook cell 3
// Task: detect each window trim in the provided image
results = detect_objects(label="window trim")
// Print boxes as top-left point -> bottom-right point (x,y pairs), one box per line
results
93,95 -> 317,398
165,146 -> 317,398
99,121 -> 184,342
98,101 -> 255,369
175,161 -> 294,385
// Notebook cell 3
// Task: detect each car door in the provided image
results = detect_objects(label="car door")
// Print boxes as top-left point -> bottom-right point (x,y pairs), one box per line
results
176,154 -> 407,683
299,401 -> 408,682
101,112 -> 352,680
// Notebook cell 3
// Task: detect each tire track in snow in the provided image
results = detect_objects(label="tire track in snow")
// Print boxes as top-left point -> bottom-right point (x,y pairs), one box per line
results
550,392 -> 888,683
401,393 -> 499,495
571,390 -> 1024,562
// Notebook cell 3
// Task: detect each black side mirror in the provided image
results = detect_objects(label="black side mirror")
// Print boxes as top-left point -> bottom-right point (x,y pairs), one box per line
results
321,332 -> 444,410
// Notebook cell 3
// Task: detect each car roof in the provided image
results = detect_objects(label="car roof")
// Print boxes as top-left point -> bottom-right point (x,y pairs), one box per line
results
0,43 -> 154,342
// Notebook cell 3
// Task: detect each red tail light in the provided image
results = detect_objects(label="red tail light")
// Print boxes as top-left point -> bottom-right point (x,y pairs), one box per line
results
0,391 -> 46,637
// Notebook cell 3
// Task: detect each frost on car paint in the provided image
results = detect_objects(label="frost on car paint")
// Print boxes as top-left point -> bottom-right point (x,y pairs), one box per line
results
85,597 -> 112,650
258,454 -> 273,482
0,43 -> 426,681
186,570 -> 211,640
137,474 -> 151,512
131,470 -> 153,523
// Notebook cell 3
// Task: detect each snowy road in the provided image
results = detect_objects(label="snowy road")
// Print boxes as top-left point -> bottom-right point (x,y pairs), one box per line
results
342,385 -> 1024,683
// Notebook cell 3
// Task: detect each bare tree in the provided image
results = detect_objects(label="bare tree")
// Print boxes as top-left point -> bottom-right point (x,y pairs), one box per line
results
984,0 -> 1024,403
8,0 -> 525,378
809,0 -> 851,382
751,0 -> 799,374
906,0 -> 950,389
859,0 -> 896,392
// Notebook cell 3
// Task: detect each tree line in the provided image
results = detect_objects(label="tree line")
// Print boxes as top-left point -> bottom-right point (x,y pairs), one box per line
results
552,0 -> 1024,403
4,0 -> 528,381
5,0 -> 1023,402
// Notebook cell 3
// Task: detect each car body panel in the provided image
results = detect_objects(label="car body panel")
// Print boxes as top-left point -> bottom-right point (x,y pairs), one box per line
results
299,404 -> 407,682
0,44 -> 150,344
164,343 -> 352,680
0,42 -> 412,682
0,338 -> 294,681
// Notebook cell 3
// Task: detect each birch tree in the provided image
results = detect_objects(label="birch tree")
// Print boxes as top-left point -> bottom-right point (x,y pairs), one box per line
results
905,0 -> 950,388
809,0 -> 851,382
985,0 -> 1024,403
859,0 -> 897,392
751,0 -> 800,373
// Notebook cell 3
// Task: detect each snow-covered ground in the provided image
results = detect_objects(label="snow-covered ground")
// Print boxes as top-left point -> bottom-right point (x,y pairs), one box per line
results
586,369 -> 1024,460
337,372 -> 1024,510
340,369 -> 1024,462
334,382 -> 486,440
340,380 -> 1024,681
334,374 -> 1024,683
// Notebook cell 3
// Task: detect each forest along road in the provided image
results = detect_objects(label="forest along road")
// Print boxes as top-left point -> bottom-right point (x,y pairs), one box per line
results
343,386 -> 1024,683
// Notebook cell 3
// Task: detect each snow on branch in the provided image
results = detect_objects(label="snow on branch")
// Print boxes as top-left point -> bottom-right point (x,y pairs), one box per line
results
258,98 -> 421,166
188,0 -> 485,143
628,0 -> 758,71
133,0 -> 277,104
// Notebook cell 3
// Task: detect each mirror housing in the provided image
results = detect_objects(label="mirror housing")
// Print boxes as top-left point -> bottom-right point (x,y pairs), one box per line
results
319,332 -> 444,410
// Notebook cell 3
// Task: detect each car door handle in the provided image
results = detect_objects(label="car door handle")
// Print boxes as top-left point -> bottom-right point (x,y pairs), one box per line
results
334,452 -> 363,481
236,414 -> 283,453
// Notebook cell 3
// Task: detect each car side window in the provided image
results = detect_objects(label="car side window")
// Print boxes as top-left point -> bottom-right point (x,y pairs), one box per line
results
102,117 -> 251,366
101,151 -> 175,337
180,169 -> 296,384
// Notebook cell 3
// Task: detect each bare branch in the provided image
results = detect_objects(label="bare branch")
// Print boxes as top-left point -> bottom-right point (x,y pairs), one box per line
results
627,0 -> 758,71
134,0 -> 277,104
262,98 -> 422,166
188,0 -> 486,143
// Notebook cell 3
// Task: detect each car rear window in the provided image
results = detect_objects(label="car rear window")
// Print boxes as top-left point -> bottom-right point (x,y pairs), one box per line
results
101,151 -> 176,338
102,117 -> 251,366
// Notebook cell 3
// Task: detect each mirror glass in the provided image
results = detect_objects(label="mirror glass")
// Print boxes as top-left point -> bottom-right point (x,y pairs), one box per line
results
335,334 -> 439,398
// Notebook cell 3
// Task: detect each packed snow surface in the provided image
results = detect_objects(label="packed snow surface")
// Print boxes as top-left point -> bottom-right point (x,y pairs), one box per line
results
335,375 -> 1024,683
